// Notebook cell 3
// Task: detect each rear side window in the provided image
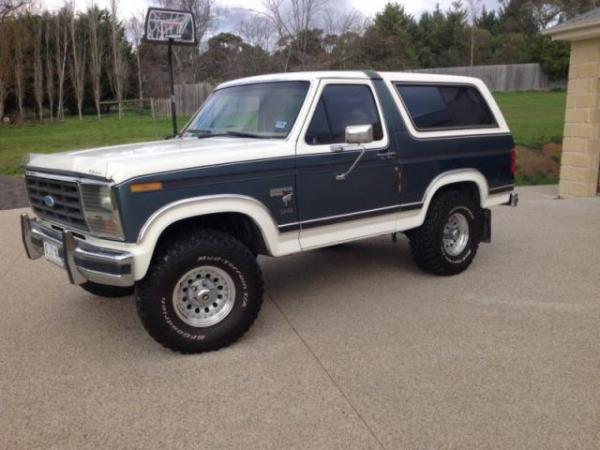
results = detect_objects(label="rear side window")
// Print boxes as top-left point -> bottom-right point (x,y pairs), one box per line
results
395,84 -> 496,131
306,84 -> 384,145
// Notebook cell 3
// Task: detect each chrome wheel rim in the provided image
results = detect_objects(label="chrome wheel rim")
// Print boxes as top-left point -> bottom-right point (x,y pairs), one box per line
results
172,266 -> 236,328
442,212 -> 469,256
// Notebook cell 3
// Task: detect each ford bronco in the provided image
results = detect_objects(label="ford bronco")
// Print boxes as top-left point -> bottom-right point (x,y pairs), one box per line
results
21,71 -> 518,353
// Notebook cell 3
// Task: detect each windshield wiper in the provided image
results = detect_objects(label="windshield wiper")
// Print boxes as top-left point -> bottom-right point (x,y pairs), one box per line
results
188,129 -> 276,139
222,130 -> 273,139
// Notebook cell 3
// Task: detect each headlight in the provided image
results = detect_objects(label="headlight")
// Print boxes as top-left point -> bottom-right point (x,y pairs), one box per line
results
80,183 -> 125,240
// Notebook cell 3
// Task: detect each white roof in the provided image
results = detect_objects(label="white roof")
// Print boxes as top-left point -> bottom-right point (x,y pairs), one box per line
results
217,71 -> 484,90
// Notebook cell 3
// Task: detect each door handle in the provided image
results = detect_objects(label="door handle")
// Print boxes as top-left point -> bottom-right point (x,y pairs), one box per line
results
377,151 -> 396,159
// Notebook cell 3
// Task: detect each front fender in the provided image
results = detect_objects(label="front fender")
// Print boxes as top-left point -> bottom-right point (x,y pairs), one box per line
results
131,195 -> 300,280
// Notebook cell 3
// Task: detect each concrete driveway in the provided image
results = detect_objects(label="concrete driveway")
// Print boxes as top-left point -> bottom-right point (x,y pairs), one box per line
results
1,185 -> 599,449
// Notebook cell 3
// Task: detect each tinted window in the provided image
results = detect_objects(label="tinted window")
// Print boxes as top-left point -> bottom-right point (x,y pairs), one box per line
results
396,84 -> 496,130
306,85 -> 383,145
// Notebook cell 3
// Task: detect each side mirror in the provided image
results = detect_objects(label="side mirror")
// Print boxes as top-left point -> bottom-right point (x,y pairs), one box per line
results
345,124 -> 373,145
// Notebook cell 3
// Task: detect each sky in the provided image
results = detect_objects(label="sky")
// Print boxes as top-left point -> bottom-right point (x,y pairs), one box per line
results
43,0 -> 501,29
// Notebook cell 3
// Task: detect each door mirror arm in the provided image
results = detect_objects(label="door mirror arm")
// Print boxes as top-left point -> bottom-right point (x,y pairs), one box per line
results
331,124 -> 373,181
335,146 -> 366,181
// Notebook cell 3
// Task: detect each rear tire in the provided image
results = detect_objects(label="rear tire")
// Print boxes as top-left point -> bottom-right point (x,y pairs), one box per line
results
80,282 -> 134,298
409,190 -> 481,276
135,229 -> 263,354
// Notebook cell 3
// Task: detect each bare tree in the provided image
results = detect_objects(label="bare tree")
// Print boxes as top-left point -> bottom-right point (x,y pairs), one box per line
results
465,0 -> 482,67
33,21 -> 44,121
109,0 -> 127,118
55,10 -> 69,120
87,5 -> 102,119
239,13 -> 274,52
262,0 -> 329,70
127,12 -> 145,104
323,7 -> 363,38
0,0 -> 29,21
69,11 -> 86,119
44,16 -> 55,120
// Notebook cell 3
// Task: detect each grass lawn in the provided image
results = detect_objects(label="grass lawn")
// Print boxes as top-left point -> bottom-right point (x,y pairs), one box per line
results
0,113 -> 190,175
0,91 -> 566,176
494,90 -> 566,149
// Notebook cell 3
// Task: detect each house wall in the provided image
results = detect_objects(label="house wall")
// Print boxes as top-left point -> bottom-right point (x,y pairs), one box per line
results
559,39 -> 600,197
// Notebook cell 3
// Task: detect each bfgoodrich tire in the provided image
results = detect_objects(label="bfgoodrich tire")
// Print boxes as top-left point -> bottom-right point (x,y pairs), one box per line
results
135,229 -> 263,353
80,282 -> 134,298
409,190 -> 482,276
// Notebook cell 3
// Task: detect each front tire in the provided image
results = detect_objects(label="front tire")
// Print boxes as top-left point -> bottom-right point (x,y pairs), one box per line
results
409,190 -> 482,276
135,229 -> 263,353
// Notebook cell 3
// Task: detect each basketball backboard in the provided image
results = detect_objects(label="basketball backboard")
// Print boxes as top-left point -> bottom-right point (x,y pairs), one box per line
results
143,8 -> 196,46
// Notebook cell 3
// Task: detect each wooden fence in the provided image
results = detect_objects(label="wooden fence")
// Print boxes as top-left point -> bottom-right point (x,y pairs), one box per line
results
413,63 -> 565,92
151,63 -> 565,117
151,82 -> 214,117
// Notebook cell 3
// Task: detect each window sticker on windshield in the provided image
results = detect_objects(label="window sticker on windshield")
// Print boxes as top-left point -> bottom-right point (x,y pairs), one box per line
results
274,120 -> 288,130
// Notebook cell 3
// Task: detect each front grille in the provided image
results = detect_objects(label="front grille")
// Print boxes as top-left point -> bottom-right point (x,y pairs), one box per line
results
26,175 -> 88,231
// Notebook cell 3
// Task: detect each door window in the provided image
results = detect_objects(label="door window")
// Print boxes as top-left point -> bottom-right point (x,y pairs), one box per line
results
305,84 -> 384,145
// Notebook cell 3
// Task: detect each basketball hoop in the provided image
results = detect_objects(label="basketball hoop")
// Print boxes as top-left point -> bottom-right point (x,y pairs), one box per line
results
143,7 -> 197,136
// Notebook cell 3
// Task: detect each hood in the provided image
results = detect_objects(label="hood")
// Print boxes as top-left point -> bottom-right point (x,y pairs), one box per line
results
27,137 -> 292,184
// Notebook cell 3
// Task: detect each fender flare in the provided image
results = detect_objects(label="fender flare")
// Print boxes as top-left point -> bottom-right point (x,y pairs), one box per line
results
132,195 -> 297,280
421,169 -> 489,211
404,169 -> 491,230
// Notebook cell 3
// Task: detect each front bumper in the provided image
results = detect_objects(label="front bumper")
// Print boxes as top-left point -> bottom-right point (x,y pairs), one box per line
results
21,214 -> 135,287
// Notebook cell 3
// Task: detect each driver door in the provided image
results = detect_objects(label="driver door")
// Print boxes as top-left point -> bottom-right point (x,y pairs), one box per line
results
295,79 -> 401,249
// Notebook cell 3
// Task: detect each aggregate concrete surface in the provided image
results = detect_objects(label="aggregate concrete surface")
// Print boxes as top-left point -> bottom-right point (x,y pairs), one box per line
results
1,186 -> 599,449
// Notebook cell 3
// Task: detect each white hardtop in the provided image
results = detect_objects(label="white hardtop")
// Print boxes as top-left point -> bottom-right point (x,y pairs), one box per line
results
217,70 -> 488,90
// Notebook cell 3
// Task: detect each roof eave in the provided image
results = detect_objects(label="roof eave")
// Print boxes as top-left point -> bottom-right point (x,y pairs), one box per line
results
543,21 -> 600,41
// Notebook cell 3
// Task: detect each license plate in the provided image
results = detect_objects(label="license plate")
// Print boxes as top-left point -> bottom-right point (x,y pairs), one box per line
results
43,241 -> 64,267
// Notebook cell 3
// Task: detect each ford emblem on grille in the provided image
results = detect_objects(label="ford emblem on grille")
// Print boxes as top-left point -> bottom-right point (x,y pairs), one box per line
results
42,195 -> 56,208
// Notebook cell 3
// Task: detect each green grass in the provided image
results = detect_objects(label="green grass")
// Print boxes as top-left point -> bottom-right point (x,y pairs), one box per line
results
494,90 -> 566,149
0,113 -> 190,175
0,91 -> 567,175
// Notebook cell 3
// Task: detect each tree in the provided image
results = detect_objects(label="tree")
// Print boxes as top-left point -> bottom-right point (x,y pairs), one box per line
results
465,0 -> 482,66
0,22 -> 11,119
70,12 -> 86,119
13,19 -> 25,120
44,15 -> 55,121
87,5 -> 103,119
0,0 -> 29,21
33,17 -> 44,121
109,0 -> 127,118
54,9 -> 69,120
359,3 -> 418,70
127,13 -> 144,103
262,0 -> 329,70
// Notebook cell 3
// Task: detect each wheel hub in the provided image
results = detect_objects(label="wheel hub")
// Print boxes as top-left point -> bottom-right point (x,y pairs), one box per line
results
172,266 -> 236,328
442,212 -> 470,257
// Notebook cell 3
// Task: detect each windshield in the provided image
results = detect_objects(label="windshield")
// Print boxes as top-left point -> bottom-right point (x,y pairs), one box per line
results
185,81 -> 310,139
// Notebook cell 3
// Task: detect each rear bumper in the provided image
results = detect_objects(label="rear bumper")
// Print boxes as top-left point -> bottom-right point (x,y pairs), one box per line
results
21,214 -> 135,287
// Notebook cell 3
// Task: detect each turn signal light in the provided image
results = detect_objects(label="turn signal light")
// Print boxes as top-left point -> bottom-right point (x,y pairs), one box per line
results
130,182 -> 163,193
